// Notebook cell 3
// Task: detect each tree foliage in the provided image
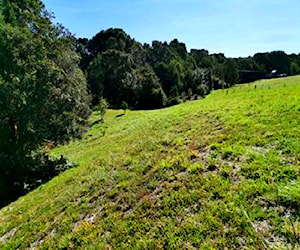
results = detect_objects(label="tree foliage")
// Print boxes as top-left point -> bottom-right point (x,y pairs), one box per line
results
82,27 -> 300,110
0,0 -> 91,205
135,65 -> 167,109
82,29 -> 215,109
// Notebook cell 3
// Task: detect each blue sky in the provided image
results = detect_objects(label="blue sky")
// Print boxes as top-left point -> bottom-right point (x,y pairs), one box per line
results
43,0 -> 300,57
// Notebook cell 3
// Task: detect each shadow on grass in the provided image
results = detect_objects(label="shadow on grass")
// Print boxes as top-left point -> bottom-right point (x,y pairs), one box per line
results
0,154 -> 76,208
91,119 -> 103,126
116,113 -> 125,118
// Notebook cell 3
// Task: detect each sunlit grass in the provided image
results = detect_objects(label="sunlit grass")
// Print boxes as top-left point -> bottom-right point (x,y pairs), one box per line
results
0,76 -> 300,249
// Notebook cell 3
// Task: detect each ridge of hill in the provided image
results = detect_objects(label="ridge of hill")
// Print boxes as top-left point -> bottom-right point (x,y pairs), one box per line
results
0,76 -> 300,249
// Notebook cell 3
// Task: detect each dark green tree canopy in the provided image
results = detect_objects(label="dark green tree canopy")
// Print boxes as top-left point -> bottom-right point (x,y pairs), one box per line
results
0,0 -> 90,154
0,0 -> 91,204
254,51 -> 290,74
87,28 -> 134,56
80,27 -> 300,110
224,59 -> 239,86
83,28 -> 214,109
88,49 -> 136,107
169,39 -> 187,59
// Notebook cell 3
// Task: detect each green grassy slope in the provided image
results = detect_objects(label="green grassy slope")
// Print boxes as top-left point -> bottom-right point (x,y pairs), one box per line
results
1,76 -> 300,249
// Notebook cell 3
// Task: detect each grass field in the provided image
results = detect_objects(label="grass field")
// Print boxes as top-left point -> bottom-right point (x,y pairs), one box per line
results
0,76 -> 300,249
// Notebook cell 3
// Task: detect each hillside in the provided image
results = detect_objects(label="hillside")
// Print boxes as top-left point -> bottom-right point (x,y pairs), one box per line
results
0,76 -> 300,249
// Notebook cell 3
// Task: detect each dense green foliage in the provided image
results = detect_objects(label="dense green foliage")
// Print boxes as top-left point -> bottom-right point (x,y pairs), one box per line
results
0,0 -> 90,205
78,29 -> 214,109
78,28 -> 300,110
0,76 -> 299,248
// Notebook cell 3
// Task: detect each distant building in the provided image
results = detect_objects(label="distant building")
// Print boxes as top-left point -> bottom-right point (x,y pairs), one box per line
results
266,69 -> 288,79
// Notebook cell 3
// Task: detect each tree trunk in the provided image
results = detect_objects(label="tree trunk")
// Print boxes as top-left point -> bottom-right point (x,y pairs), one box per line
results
8,117 -> 19,145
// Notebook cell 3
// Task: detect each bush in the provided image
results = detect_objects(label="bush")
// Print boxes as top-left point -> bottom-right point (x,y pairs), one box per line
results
0,153 -> 76,208
99,98 -> 108,121
121,101 -> 129,114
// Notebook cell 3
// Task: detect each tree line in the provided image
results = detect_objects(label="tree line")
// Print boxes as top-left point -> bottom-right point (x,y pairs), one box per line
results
1,0 -> 300,206
78,28 -> 300,110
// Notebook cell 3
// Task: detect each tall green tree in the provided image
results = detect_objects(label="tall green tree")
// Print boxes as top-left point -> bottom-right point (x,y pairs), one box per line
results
0,0 -> 91,203
169,39 -> 187,59
224,59 -> 239,86
290,61 -> 300,75
254,51 -> 290,74
87,28 -> 134,57
135,65 -> 167,109
88,49 -> 136,107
